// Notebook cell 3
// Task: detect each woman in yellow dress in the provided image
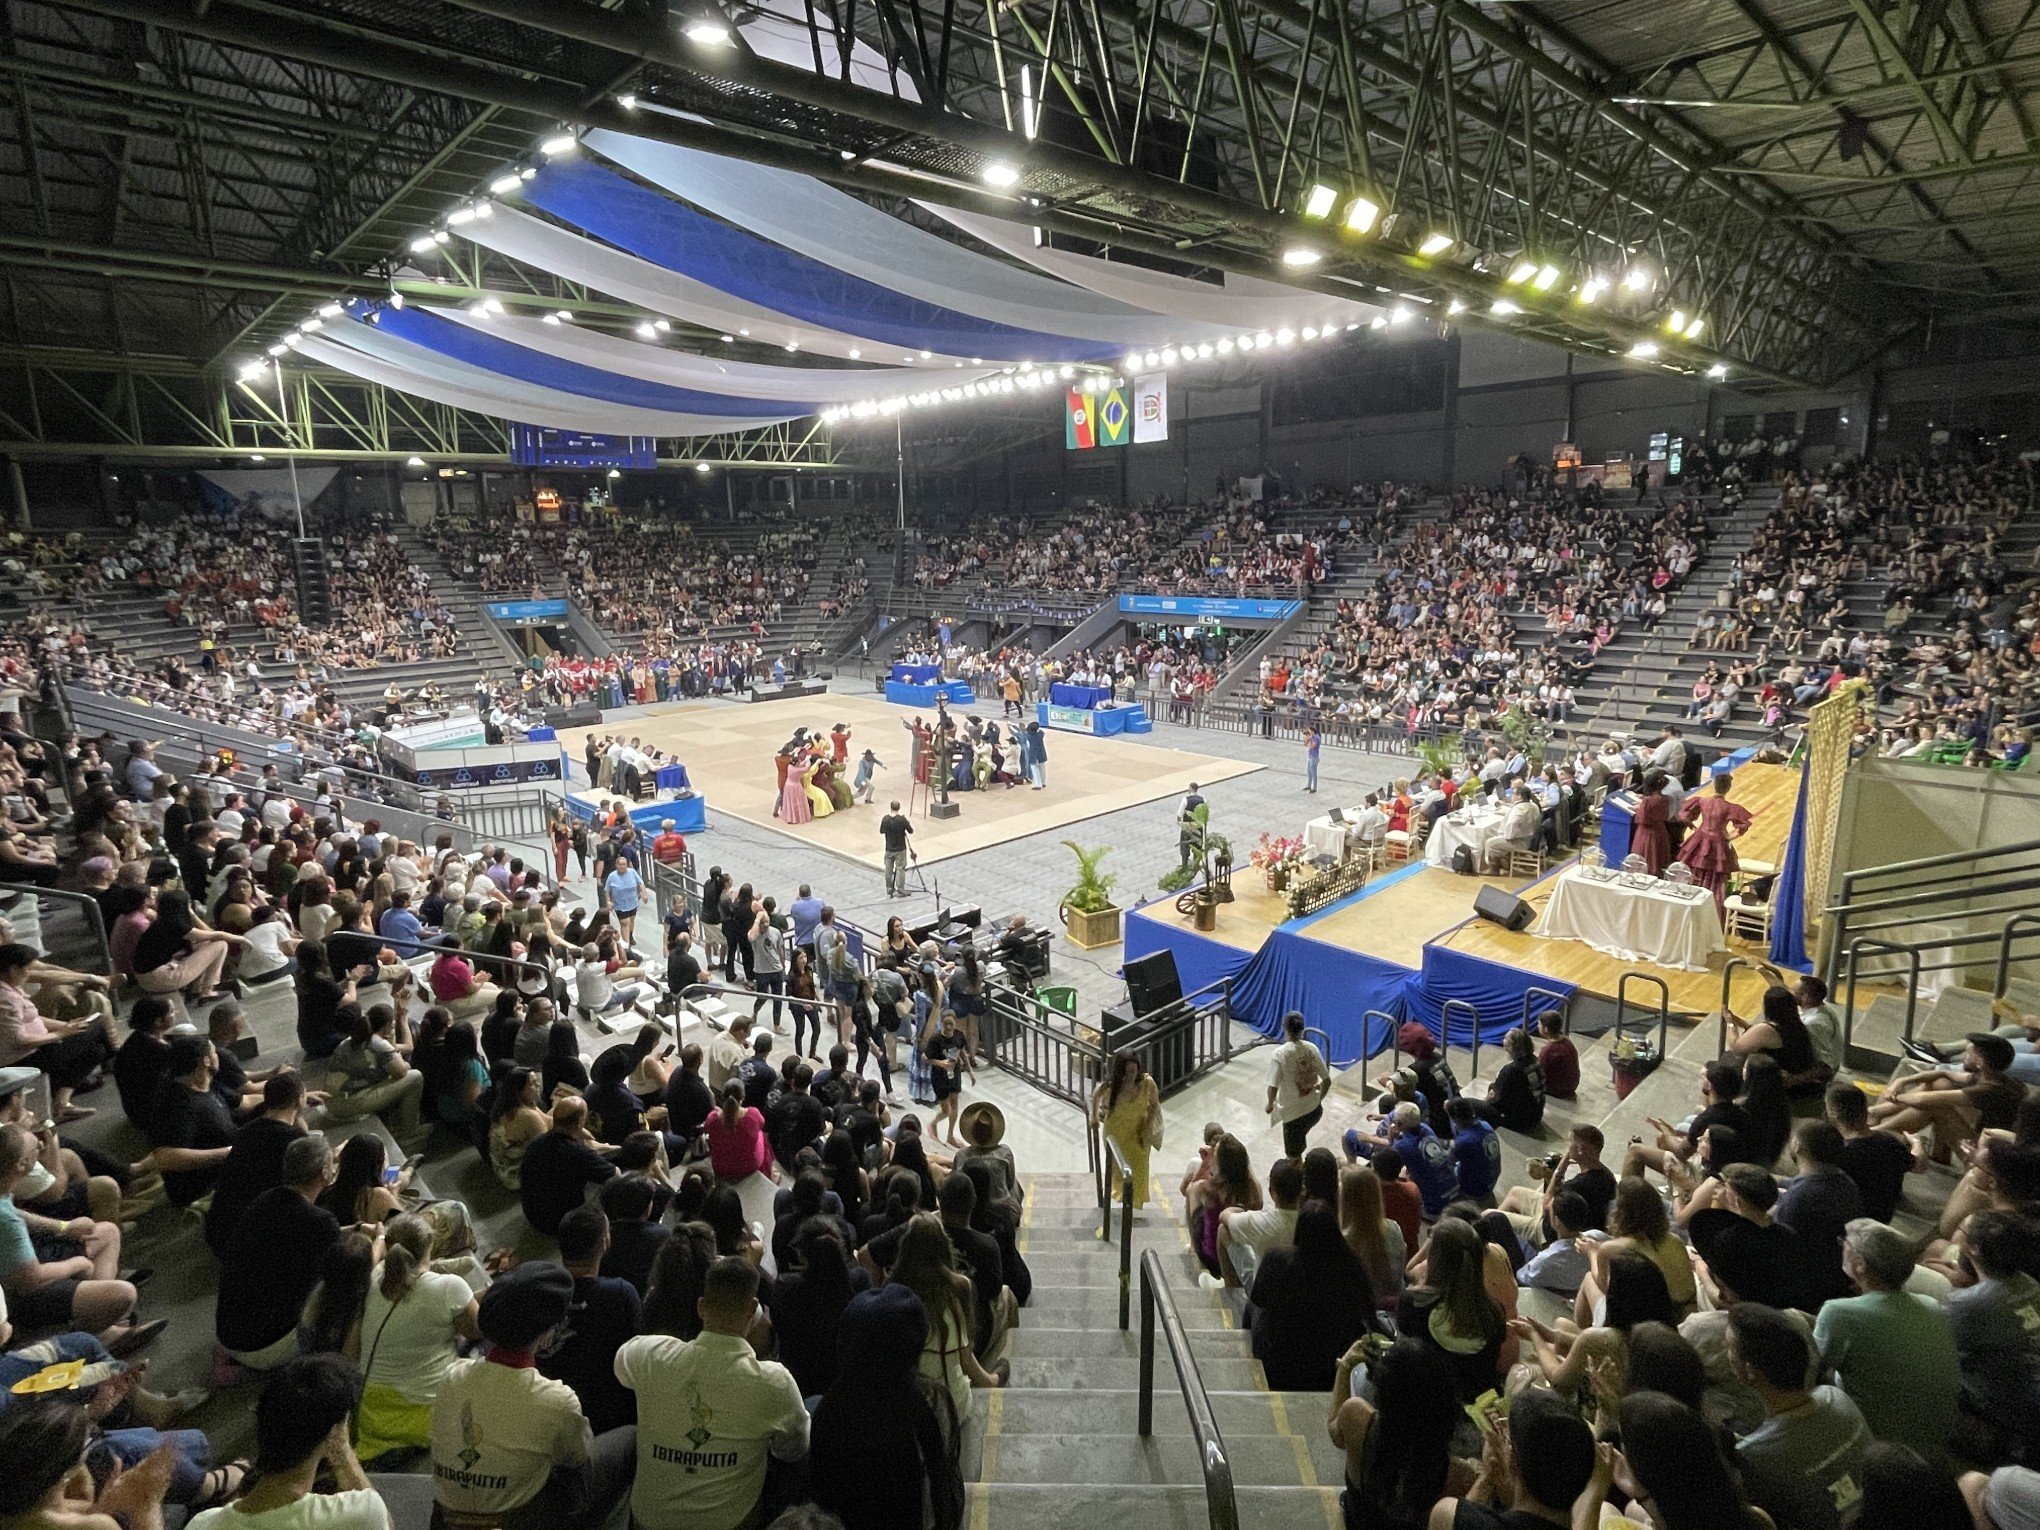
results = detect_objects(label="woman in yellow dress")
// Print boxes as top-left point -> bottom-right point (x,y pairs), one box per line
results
801,757 -> 835,818
1092,1053 -> 1163,1208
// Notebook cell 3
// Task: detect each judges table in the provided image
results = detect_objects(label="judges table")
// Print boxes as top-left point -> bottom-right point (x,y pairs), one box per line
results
1304,807 -> 1368,860
891,662 -> 941,684
654,762 -> 691,792
1538,867 -> 1725,970
1049,682 -> 1114,710
1427,806 -> 1506,870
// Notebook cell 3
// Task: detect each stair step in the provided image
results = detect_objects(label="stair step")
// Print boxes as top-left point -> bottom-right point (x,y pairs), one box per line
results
1007,1354 -> 1265,1390
1005,1324 -> 1252,1360
980,1431 -> 1341,1488
1024,1290 -> 1237,1328
964,1483 -> 1340,1528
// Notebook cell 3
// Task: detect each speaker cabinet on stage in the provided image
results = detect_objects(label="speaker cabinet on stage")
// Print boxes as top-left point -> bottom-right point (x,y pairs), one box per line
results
546,700 -> 603,728
1473,885 -> 1535,932
291,539 -> 332,627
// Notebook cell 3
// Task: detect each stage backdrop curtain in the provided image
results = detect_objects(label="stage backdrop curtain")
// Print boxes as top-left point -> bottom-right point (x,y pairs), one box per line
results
588,131 -> 1220,347
1399,945 -> 1575,1051
520,159 -> 1124,363
1768,765 -> 1813,970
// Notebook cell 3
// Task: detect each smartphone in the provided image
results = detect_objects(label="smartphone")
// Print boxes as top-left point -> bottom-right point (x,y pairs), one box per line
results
382,1166 -> 401,1186
24,1073 -> 51,1132
659,1043 -> 677,1060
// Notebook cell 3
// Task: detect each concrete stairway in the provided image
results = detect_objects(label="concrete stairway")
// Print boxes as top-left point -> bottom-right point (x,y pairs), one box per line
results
391,525 -> 533,681
971,1172 -> 1342,1529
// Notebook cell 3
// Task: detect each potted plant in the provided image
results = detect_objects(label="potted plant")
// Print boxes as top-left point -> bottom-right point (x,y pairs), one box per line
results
1058,839 -> 1122,949
1411,736 -> 1459,782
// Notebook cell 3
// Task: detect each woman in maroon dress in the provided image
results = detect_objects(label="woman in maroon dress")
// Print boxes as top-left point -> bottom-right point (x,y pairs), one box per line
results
1629,770 -> 1673,874
1676,773 -> 1754,916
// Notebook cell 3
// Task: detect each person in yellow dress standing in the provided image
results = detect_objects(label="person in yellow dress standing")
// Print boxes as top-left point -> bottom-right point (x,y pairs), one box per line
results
1092,1053 -> 1163,1209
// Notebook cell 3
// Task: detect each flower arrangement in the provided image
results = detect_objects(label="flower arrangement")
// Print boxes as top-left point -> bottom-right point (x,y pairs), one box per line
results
1247,833 -> 1306,873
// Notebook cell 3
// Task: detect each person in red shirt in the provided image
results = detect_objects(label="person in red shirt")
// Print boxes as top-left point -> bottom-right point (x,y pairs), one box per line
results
1368,1148 -> 1424,1251
650,821 -> 687,866
1535,1010 -> 1580,1101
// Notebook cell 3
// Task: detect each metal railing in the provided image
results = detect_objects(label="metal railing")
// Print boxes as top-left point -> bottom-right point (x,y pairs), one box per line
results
982,980 -> 1109,1114
1136,1247 -> 1240,1530
1,883 -> 114,978
1616,972 -> 1671,1058
1997,914 -> 2040,997
1716,956 -> 1790,1056
1520,986 -> 1572,1035
1821,837 -> 2040,989
1095,1126 -> 1137,1331
1441,998 -> 1483,1078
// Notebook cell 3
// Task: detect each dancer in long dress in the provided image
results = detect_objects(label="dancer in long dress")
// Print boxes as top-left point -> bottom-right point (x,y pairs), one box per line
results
802,759 -> 835,819
1629,769 -> 1673,874
772,745 -> 794,820
778,756 -> 813,824
1676,772 -> 1753,916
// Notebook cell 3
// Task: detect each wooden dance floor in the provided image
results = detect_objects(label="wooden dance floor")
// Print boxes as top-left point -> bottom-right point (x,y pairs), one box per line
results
561,692 -> 1261,871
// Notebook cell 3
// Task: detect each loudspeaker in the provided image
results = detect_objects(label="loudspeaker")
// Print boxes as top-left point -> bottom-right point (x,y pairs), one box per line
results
291,538 -> 332,627
547,700 -> 602,727
1473,885 -> 1534,932
1124,948 -> 1184,1019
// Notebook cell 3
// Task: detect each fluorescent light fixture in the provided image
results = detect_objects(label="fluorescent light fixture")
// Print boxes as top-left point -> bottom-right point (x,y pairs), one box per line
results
1343,195 -> 1382,235
1683,317 -> 1706,339
539,134 -> 578,157
1507,261 -> 1538,285
1490,299 -> 1523,316
1447,298 -> 1468,316
408,236 -> 438,254
1280,246 -> 1322,268
249,454 -> 265,463
982,162 -> 1022,189
542,314 -> 561,326
265,343 -> 287,357
1706,363 -> 1729,380
406,456 -> 425,467
1301,183 -> 1338,219
555,310 -> 574,322
1624,265 -> 1651,291
489,172 -> 523,195
1627,340 -> 1661,359
299,317 -> 324,332
446,206 -> 476,227
1666,309 -> 1688,333
617,93 -> 638,110
479,297 -> 504,315
684,19 -> 733,45
317,302 -> 343,318
635,322 -> 658,339
1532,264 -> 1561,291
1418,232 -> 1455,257
1578,277 -> 1609,304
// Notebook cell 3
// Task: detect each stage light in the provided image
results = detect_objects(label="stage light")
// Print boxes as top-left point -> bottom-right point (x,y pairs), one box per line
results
542,314 -> 561,326
1236,335 -> 1255,351
1532,264 -> 1561,292
1578,276 -> 1609,304
1490,299 -> 1522,316
1624,265 -> 1652,292
982,162 -> 1021,189
1161,346 -> 1179,365
1447,299 -> 1467,315
1059,365 -> 1074,378
265,343 -> 287,357
539,134 -> 578,157
555,310 -> 574,323
1275,328 -> 1296,345
1683,317 -> 1706,339
1302,327 -> 1319,341
617,93 -> 639,110
1300,184 -> 1338,220
479,297 -> 504,315
1628,340 -> 1661,359
685,19 -> 733,45
1343,195 -> 1382,235
1418,232 -> 1454,257
635,322 -> 658,338
1140,351 -> 1159,368
1506,261 -> 1538,285
1196,342 -> 1213,358
299,317 -> 324,332
406,456 -> 425,467
409,236 -> 439,254
520,167 -> 536,181
1216,338 -> 1234,354
249,454 -> 266,463
1707,363 -> 1729,380
1254,332 -> 1274,348
317,302 -> 342,319
1280,246 -> 1321,268
1666,309 -> 1688,334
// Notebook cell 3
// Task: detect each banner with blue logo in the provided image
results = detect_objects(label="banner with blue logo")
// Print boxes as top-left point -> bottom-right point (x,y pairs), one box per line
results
1118,594 -> 1303,621
484,599 -> 571,625
412,754 -> 563,791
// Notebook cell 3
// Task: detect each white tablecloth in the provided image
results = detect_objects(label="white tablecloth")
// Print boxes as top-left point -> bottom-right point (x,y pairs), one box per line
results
1538,868 -> 1726,970
1304,807 -> 1368,859
1427,807 -> 1506,869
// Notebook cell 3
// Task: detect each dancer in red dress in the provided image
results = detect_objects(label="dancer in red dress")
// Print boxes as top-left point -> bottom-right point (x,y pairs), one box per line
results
1629,770 -> 1673,874
1676,772 -> 1753,916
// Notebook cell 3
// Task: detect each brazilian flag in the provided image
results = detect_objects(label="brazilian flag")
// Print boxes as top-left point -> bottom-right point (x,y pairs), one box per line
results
1097,386 -> 1130,446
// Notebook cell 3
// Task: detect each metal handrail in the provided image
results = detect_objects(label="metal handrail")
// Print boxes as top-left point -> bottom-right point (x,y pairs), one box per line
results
1519,986 -> 1572,1035
1616,971 -> 1671,1058
1836,836 -> 2040,891
3,884 -> 113,978
1716,956 -> 1789,1056
1996,915 -> 2040,997
1843,937 -> 1923,1048
1440,998 -> 1482,1078
1366,1009 -> 1402,1073
1137,1248 -> 1240,1530
1096,1125 -> 1136,1332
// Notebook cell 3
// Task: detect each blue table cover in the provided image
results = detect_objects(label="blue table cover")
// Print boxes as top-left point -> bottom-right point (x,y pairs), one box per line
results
891,662 -> 941,684
1050,683 -> 1113,710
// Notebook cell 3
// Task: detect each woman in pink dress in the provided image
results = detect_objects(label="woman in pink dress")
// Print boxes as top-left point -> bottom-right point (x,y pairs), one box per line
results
1629,770 -> 1673,874
1676,773 -> 1753,916
778,757 -> 813,824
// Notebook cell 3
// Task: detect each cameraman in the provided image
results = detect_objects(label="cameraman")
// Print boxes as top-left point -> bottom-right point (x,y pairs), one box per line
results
880,801 -> 914,899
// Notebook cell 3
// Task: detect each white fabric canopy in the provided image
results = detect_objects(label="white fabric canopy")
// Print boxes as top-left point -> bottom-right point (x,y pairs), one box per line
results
465,206 -> 989,366
923,205 -> 1381,333
302,324 -> 799,435
425,306 -> 1004,402
588,131 -> 1224,347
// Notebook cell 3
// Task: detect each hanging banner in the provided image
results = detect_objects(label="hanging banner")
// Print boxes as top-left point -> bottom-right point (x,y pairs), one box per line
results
1065,389 -> 1096,450
1097,385 -> 1131,446
194,468 -> 340,523
1133,373 -> 1169,443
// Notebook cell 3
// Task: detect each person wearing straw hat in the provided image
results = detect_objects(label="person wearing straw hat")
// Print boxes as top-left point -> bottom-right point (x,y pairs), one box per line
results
954,1102 -> 1022,1218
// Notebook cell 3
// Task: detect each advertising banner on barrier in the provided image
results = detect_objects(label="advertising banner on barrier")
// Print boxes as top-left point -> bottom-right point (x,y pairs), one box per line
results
484,599 -> 571,625
1117,594 -> 1303,621
411,753 -> 564,791
1042,703 -> 1099,734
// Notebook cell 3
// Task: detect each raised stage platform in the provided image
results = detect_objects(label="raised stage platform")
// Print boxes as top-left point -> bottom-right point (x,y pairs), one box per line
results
1128,761 -> 1807,1066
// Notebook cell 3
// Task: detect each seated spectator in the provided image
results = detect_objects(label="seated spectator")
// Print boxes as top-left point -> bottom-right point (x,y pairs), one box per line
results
1724,1301 -> 1870,1530
1944,1208 -> 2040,1464
0,944 -> 114,1124
1515,1189 -> 1593,1302
705,1081 -> 774,1185
1444,1099 -> 1502,1208
518,1095 -> 617,1239
487,1066 -> 548,1191
1826,1081 -> 1913,1224
111,997 -> 176,1125
215,1133 -> 340,1373
187,1354 -> 388,1530
354,1212 -> 479,1463
1466,1027 -> 1544,1134
536,1206 -> 639,1437
1774,1121 -> 1866,1307
320,1002 -> 426,1151
768,1221 -> 866,1399
1870,1032 -> 2026,1159
1426,1386 -> 1595,1526
1812,1218 -> 1961,1464
0,1122 -> 150,1348
1395,1218 -> 1515,1402
146,1034 -> 237,1207
1248,1203 -> 1381,1391
427,935 -> 496,1022
1346,1103 -> 1459,1223
597,1174 -> 671,1296
1690,1162 -> 1815,1312
1209,1155 -> 1302,1292
1329,1336 -> 1473,1529
1513,1252 -> 1680,1394
1534,1010 -> 1579,1100
130,890 -> 241,1003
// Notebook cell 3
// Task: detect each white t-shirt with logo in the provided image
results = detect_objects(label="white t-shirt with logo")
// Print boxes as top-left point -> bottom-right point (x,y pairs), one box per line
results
614,1331 -> 808,1530
1267,1038 -> 1330,1123
429,1357 -> 591,1516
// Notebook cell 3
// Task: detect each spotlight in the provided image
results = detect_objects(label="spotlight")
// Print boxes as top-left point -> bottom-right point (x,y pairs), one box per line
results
1342,195 -> 1382,235
617,93 -> 639,110
406,456 -> 425,467
919,349 -> 932,359
1390,306 -> 1413,325
479,298 -> 504,315
388,292 -> 404,310
1143,351 -> 1160,368
1490,299 -> 1522,316
1280,246 -> 1322,268
1623,265 -> 1652,292
490,173 -> 523,195
1301,184 -> 1338,219
1302,327 -> 1319,341
982,162 -> 1022,189
1666,310 -> 1688,334
1627,341 -> 1661,359
1275,328 -> 1296,345
1160,346 -> 1179,365
848,348 -> 861,359
299,317 -> 324,332
1418,232 -> 1455,257
1216,338 -> 1234,354
606,468 -> 621,480
1236,335 -> 1255,352
237,361 -> 268,381
265,344 -> 287,357
1683,317 -> 1705,340
1706,363 -> 1729,380
539,134 -> 578,157
1255,332 -> 1274,348
1447,299 -> 1467,316
1369,316 -> 1386,330
1506,261 -> 1538,285
317,302 -> 343,318
1532,265 -> 1561,292
684,19 -> 734,45
721,335 -> 735,343
1195,342 -> 1213,358
636,322 -> 658,338
696,462 -> 712,472
1578,277 -> 1609,305
653,319 -> 670,332
542,314 -> 561,326
555,310 -> 575,323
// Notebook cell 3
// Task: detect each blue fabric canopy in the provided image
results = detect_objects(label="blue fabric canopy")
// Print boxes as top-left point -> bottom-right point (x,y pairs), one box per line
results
360,303 -> 809,416
522,159 -> 1125,363
1769,766 -> 1813,970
